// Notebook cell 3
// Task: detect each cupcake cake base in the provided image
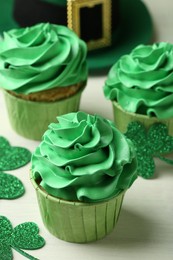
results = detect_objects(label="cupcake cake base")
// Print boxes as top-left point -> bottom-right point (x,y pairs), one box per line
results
30,172 -> 124,243
113,101 -> 173,135
4,88 -> 84,140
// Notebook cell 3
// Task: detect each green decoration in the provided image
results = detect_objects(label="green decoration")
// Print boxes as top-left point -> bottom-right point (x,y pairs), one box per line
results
0,136 -> 31,171
125,122 -> 173,179
0,216 -> 45,260
0,136 -> 10,149
0,171 -> 25,199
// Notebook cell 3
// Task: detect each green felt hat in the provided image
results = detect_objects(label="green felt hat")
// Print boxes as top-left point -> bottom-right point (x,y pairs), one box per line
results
0,0 -> 153,72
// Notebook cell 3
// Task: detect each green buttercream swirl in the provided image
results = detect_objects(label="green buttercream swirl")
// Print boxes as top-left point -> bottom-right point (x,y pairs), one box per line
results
31,112 -> 137,202
0,23 -> 88,94
104,42 -> 173,119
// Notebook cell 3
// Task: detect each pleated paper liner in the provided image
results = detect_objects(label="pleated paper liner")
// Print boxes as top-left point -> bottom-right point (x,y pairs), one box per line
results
30,172 -> 124,243
3,86 -> 84,140
112,101 -> 173,135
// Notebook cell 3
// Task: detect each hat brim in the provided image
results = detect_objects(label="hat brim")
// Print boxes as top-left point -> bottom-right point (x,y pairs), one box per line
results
0,0 -> 153,72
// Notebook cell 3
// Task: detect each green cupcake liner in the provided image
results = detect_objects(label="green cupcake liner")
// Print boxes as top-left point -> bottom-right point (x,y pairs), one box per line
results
30,172 -> 124,243
3,89 -> 84,140
112,101 -> 173,135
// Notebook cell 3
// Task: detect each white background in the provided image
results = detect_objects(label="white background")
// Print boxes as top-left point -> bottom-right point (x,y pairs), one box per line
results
0,0 -> 173,259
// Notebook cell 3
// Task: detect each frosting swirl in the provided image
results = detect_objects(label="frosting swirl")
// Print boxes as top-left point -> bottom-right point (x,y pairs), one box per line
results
104,42 -> 173,119
0,23 -> 87,94
31,112 -> 137,202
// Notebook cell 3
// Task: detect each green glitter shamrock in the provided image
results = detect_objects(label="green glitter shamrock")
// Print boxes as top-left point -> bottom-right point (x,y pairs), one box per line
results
0,136 -> 31,171
0,171 -> 25,199
125,122 -> 173,179
0,216 -> 45,260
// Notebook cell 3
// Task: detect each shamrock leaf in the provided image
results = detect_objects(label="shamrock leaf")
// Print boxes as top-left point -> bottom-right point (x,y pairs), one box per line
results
125,122 -> 173,179
11,222 -> 45,250
0,244 -> 13,260
135,152 -> 155,179
0,216 -> 13,260
0,216 -> 45,260
147,124 -> 173,154
0,136 -> 10,149
0,136 -> 31,171
0,171 -> 25,199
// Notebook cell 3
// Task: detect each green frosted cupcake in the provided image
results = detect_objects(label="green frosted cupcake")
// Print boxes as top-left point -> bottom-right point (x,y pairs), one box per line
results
30,111 -> 137,243
103,42 -> 173,135
0,23 -> 88,140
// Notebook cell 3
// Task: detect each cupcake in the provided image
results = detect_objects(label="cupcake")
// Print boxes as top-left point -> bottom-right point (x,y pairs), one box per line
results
0,23 -> 88,140
103,42 -> 173,134
30,111 -> 137,243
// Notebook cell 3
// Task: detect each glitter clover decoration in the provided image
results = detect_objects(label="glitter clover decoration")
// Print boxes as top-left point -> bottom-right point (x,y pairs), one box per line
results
0,136 -> 31,171
125,122 -> 173,179
0,172 -> 25,199
0,136 -> 31,199
0,216 -> 45,260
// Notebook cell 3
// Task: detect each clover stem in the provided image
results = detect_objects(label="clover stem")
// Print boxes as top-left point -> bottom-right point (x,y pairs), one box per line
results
11,244 -> 39,260
157,155 -> 173,165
